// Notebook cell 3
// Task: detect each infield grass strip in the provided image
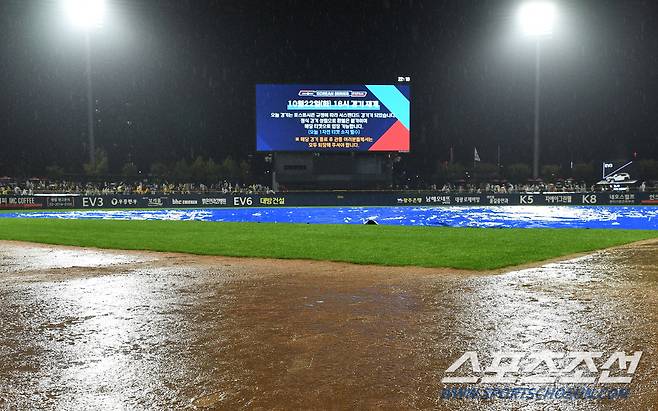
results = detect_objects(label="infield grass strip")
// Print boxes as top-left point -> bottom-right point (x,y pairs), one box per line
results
0,219 -> 656,270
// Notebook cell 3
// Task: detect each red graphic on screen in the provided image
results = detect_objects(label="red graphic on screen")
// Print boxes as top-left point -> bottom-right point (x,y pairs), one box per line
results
368,120 -> 410,152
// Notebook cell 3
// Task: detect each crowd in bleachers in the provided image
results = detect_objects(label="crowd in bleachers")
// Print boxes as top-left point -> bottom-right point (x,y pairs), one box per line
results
0,178 -> 653,196
403,180 -> 653,193
428,181 -> 593,193
0,179 -> 274,196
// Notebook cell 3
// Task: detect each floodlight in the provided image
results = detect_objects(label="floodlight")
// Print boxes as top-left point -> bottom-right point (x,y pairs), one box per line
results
518,1 -> 556,37
63,0 -> 105,30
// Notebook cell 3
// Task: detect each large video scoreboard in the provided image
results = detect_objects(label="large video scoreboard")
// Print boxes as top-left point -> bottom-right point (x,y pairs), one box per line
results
256,84 -> 410,152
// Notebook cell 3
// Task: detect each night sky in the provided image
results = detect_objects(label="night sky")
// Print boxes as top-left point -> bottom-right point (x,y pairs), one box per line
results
1,0 -> 658,177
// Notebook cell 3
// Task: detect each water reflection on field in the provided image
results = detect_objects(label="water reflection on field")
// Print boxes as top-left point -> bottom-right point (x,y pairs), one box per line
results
0,241 -> 657,409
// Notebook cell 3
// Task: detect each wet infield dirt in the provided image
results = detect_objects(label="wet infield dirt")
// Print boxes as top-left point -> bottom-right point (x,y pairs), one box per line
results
0,240 -> 657,410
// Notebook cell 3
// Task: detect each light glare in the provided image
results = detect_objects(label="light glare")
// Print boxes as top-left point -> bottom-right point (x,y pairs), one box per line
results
518,1 -> 556,37
63,0 -> 106,30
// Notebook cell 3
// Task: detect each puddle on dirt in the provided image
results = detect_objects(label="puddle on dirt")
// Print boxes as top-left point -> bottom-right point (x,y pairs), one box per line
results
0,244 -> 145,273
0,241 -> 656,409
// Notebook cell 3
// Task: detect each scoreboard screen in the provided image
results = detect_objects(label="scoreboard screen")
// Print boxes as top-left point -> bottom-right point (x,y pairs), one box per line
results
256,84 -> 410,152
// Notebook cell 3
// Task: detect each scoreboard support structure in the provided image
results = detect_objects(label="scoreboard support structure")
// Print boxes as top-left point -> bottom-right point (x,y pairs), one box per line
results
272,152 -> 394,190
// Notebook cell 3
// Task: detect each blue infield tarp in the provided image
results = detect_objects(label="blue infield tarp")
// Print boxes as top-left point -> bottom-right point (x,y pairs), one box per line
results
1,206 -> 657,230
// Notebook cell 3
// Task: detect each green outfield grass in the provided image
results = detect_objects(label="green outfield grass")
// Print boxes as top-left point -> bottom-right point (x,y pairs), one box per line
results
0,219 -> 656,270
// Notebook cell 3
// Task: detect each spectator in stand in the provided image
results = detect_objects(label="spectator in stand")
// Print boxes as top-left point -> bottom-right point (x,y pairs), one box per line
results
2,176 -> 654,196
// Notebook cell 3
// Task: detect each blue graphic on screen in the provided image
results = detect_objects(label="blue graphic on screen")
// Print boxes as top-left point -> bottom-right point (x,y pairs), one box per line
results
256,84 -> 410,152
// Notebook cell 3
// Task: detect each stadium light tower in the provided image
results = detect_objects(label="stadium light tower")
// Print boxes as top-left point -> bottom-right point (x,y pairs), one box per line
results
62,0 -> 106,168
518,1 -> 556,180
